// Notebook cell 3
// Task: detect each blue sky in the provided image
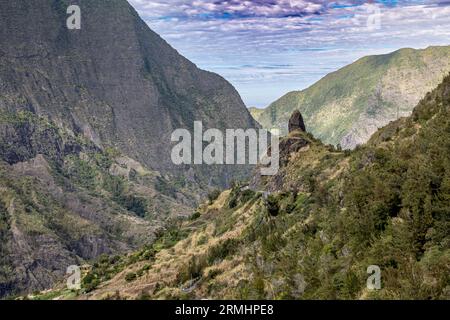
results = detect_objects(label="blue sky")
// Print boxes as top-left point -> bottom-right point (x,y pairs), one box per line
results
129,0 -> 450,107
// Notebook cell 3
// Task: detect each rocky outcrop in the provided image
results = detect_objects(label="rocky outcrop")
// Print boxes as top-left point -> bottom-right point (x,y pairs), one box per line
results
0,112 -> 90,165
250,131 -> 310,192
288,110 -> 306,133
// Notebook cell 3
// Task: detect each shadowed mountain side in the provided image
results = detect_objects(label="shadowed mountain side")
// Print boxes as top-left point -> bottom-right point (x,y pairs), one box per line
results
0,0 -> 258,188
0,0 -> 260,297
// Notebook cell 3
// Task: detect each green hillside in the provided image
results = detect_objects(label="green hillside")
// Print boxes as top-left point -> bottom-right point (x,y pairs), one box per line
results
253,46 -> 450,149
41,74 -> 450,300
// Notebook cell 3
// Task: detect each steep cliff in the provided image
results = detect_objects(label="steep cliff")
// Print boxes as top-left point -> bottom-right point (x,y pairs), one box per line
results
0,0 -> 258,297
0,0 -> 258,186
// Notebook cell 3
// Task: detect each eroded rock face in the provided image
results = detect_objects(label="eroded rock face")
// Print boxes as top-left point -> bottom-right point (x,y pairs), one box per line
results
0,0 -> 258,188
279,135 -> 309,165
250,130 -> 310,192
288,110 -> 306,133
0,153 -> 158,297
0,0 -> 261,298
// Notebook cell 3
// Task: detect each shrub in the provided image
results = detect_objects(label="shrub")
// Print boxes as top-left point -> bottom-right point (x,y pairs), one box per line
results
207,189 -> 222,204
240,189 -> 256,204
155,176 -> 177,198
266,195 -> 279,217
153,226 -> 189,251
125,272 -> 137,282
227,189 -> 239,209
103,175 -> 148,217
82,273 -> 100,292
67,157 -> 97,190
119,195 -> 147,218
227,187 -> 255,209
177,255 -> 207,283
206,238 -> 239,265
190,211 -> 201,221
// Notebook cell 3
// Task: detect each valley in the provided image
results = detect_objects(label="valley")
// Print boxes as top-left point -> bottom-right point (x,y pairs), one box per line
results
30,73 -> 450,300
0,0 -> 448,301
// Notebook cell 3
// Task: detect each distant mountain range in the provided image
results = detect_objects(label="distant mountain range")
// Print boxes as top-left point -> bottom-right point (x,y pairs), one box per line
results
251,46 -> 450,149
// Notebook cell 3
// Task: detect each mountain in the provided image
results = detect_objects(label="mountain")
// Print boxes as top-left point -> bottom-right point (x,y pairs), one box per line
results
0,0 -> 258,297
0,0 -> 257,186
60,74 -> 450,300
248,107 -> 264,124
252,46 -> 450,149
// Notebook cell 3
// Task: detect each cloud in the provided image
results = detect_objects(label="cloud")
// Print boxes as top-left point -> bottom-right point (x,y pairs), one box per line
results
128,0 -> 450,107
131,0 -> 327,19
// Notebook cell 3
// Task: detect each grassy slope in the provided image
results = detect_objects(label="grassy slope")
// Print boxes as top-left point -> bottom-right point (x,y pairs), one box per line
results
253,46 -> 450,149
248,108 -> 264,126
47,74 -> 450,300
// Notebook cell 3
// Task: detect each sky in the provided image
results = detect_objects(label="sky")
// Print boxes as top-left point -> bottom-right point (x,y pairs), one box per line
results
128,0 -> 450,108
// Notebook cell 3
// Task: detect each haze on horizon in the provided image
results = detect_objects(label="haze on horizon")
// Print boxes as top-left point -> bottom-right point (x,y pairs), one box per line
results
129,0 -> 450,108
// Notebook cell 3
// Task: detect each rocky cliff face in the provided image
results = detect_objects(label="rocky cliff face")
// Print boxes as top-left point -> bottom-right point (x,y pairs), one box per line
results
0,0 -> 258,297
252,46 -> 450,149
0,110 -> 193,297
0,0 -> 257,185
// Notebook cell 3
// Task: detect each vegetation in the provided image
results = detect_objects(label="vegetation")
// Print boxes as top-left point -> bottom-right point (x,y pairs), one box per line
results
75,74 -> 450,300
0,200 -> 14,298
0,109 -> 162,297
227,184 -> 257,209
252,46 -> 450,149
80,222 -> 190,292
190,211 -> 201,221
4,65 -> 450,301
207,189 -> 222,204
240,73 -> 450,299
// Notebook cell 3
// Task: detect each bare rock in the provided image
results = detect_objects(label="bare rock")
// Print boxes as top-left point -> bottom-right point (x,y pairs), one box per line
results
288,110 -> 306,133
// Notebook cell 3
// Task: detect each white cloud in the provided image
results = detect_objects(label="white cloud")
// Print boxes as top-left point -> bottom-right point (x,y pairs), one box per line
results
128,0 -> 450,107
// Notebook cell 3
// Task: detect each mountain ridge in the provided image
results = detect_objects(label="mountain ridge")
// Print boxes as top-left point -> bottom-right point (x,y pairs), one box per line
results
251,45 -> 450,149
0,0 -> 258,186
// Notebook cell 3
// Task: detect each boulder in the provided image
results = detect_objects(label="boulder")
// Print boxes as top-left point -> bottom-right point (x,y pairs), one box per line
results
288,110 -> 306,133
